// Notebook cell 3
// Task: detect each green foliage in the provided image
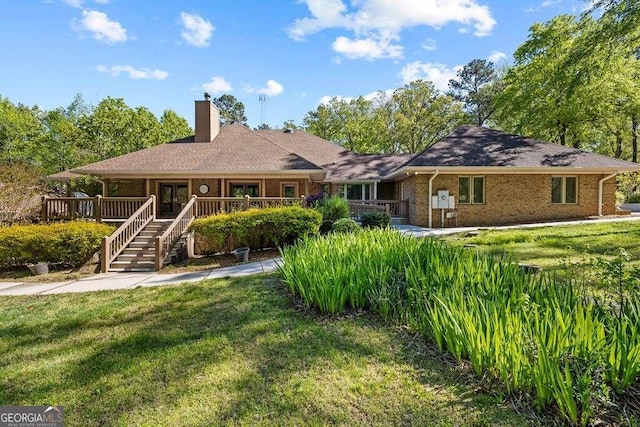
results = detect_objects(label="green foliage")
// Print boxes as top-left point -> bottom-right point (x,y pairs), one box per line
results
314,196 -> 350,227
281,229 -> 640,425
189,206 -> 321,253
303,81 -> 466,154
331,218 -> 360,233
625,192 -> 640,203
448,59 -> 505,126
0,94 -> 192,178
360,212 -> 390,228
213,94 -> 247,125
0,222 -> 114,268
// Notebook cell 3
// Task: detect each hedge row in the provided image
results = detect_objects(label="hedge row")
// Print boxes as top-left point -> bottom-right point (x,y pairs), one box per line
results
0,222 -> 114,269
189,206 -> 322,253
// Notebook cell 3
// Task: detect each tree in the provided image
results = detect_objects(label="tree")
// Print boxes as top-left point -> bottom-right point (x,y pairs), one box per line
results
494,15 -> 597,148
159,110 -> 192,143
387,80 -> 465,153
281,120 -> 300,129
448,59 -> 503,126
0,96 -> 43,164
213,94 -> 247,125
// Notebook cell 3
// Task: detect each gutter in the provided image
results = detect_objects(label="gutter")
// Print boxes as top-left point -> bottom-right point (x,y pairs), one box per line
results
598,173 -> 617,216
428,170 -> 439,228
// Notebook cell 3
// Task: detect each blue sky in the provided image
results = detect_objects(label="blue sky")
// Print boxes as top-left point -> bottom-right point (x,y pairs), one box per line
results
1,0 -> 590,130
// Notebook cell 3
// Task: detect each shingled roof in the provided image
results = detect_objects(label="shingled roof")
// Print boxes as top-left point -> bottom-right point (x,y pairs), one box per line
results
406,125 -> 640,170
73,124 -> 322,175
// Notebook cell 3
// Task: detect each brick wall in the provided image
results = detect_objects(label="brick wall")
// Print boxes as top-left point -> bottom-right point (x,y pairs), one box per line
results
192,179 -> 220,197
111,180 -> 145,197
399,173 -> 617,227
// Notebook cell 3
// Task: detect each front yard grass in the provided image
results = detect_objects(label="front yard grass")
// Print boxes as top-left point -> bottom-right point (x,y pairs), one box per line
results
0,274 -> 527,426
444,220 -> 640,271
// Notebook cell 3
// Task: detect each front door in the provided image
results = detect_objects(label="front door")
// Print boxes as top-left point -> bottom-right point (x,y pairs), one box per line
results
160,183 -> 189,217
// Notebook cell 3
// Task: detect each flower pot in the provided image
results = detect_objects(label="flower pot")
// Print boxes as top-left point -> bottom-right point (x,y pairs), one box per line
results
27,262 -> 49,276
233,247 -> 250,262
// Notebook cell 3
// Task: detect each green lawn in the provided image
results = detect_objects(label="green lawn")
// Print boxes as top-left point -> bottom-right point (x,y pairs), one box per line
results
0,274 -> 528,426
444,220 -> 640,271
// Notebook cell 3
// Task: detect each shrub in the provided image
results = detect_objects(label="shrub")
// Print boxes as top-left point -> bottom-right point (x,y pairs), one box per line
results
314,196 -> 350,233
625,192 -> 640,203
0,221 -> 114,269
332,218 -> 360,233
189,206 -> 321,253
315,196 -> 349,222
361,211 -> 390,228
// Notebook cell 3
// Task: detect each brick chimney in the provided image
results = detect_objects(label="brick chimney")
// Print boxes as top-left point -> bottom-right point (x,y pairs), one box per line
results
194,93 -> 221,142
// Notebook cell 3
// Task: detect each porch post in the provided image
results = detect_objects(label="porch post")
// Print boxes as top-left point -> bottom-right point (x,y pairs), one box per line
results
221,178 -> 226,197
103,178 -> 109,197
261,178 -> 266,197
95,195 -> 102,222
145,179 -> 150,196
373,182 -> 377,200
304,179 -> 309,198
41,195 -> 47,222
188,178 -> 193,197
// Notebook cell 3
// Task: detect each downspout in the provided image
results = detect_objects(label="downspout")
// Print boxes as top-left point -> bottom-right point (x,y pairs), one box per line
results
428,170 -> 439,228
598,173 -> 617,216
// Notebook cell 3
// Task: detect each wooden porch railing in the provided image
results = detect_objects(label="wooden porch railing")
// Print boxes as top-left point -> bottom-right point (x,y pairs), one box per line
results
42,195 -> 149,222
41,196 -> 99,221
101,196 -> 155,273
348,202 -> 389,220
101,197 -> 148,220
196,196 -> 306,217
155,195 -> 197,270
348,200 -> 409,218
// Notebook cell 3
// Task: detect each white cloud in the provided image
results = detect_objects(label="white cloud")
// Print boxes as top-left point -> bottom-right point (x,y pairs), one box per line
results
399,61 -> 461,91
422,38 -> 437,51
63,0 -> 84,7
73,10 -> 127,43
332,34 -> 403,60
288,0 -> 496,43
257,80 -> 284,96
201,76 -> 232,93
180,12 -> 214,47
487,50 -> 507,63
64,0 -> 110,6
97,65 -> 168,80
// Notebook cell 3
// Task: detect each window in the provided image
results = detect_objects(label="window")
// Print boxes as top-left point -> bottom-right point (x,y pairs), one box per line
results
229,183 -> 259,197
551,176 -> 578,204
458,176 -> 484,204
281,182 -> 298,198
340,184 -> 372,200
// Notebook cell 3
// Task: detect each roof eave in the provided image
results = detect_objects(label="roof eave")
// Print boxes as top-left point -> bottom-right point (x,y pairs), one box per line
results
383,165 -> 640,180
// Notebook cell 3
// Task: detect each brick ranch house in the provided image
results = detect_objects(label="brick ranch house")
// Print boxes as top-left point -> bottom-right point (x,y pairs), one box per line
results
45,96 -> 640,271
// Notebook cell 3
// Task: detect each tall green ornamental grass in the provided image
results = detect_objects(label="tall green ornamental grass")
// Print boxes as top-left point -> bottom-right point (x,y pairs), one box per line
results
280,229 -> 640,426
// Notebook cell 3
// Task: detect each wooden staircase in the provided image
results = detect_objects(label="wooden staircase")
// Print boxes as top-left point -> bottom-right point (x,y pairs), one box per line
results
109,220 -> 172,272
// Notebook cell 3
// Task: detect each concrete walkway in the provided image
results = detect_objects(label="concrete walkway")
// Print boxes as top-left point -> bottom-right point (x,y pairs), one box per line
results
3,214 -> 640,296
0,258 -> 281,296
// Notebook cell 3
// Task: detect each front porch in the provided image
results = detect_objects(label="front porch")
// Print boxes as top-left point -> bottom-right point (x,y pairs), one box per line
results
41,195 -> 409,272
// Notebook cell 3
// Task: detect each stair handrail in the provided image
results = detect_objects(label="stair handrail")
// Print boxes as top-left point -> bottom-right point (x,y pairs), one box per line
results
155,195 -> 197,270
101,195 -> 155,273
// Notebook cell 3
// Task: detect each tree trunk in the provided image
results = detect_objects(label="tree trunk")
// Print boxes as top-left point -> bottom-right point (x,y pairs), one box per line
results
633,115 -> 638,163
558,122 -> 567,146
614,132 -> 623,159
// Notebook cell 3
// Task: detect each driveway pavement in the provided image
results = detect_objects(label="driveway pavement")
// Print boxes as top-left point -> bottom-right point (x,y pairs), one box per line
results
3,214 -> 640,296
